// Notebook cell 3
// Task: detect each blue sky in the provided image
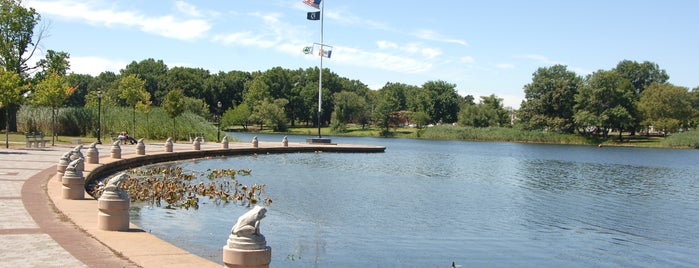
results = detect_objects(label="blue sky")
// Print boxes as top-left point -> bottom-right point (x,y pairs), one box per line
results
24,0 -> 699,108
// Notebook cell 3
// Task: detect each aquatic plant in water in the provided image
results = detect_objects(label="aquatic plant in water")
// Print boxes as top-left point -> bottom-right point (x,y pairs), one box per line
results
90,166 -> 271,210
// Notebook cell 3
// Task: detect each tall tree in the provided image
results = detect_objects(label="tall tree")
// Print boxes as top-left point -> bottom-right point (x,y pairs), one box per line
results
30,72 -> 75,145
519,65 -> 581,132
118,74 -> 149,137
614,60 -> 669,95
120,58 -> 167,105
0,0 -> 45,131
34,49 -> 70,81
574,70 -> 635,140
0,68 -> 24,147
638,83 -> 692,135
163,89 -> 185,141
423,80 -> 460,123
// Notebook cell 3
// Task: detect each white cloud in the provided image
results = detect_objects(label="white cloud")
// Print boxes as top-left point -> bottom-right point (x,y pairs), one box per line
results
175,1 -> 201,17
460,56 -> 475,63
496,63 -> 515,69
70,56 -> 127,76
333,46 -> 432,74
26,0 -> 211,41
413,29 -> 469,47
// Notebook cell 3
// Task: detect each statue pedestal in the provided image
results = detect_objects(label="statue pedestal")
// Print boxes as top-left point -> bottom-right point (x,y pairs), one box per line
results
61,171 -> 84,200
97,193 -> 130,231
136,142 -> 145,155
222,245 -> 271,268
193,139 -> 201,150
111,145 -> 121,159
86,148 -> 99,164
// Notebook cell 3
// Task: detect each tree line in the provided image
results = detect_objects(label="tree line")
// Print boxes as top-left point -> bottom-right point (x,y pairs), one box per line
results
2,0 -> 698,143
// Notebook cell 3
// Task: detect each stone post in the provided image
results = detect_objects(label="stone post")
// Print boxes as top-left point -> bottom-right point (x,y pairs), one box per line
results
193,137 -> 201,150
86,141 -> 99,164
282,136 -> 288,147
136,138 -> 146,155
110,140 -> 121,159
62,158 -> 85,200
97,173 -> 130,231
222,136 -> 229,149
57,151 -> 72,177
222,205 -> 271,268
251,136 -> 258,148
165,138 -> 174,152
70,145 -> 85,172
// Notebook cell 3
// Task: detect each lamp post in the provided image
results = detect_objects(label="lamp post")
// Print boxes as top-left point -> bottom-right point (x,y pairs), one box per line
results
97,90 -> 102,144
217,101 -> 222,143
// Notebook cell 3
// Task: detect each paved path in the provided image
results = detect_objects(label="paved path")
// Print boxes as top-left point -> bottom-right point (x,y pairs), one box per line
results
0,143 -> 158,267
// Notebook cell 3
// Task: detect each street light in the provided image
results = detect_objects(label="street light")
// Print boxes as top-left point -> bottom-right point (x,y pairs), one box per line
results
97,90 -> 102,144
217,101 -> 222,142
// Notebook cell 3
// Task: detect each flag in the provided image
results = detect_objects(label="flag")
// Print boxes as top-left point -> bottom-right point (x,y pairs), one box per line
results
307,11 -> 320,20
303,46 -> 313,55
303,0 -> 321,9
318,48 -> 332,58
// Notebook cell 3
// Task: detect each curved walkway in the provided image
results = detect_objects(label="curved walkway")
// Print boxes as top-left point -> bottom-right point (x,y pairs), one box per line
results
1,140 -> 384,267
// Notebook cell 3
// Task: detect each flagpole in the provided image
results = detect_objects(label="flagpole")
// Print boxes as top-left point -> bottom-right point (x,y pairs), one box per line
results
317,0 -> 324,138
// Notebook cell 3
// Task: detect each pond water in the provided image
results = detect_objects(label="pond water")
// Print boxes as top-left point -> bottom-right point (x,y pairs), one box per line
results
130,133 -> 699,267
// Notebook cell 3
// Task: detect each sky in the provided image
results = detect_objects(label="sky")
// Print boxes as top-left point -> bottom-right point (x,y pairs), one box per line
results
23,0 -> 699,108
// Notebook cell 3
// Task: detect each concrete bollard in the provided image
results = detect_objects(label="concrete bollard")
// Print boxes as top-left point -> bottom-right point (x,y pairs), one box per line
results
62,158 -> 85,200
136,138 -> 145,155
165,138 -> 173,152
222,136 -> 229,149
97,173 -> 130,231
110,140 -> 121,159
193,137 -> 201,150
251,136 -> 258,148
282,136 -> 288,147
222,206 -> 271,268
86,141 -> 99,164
57,151 -> 72,177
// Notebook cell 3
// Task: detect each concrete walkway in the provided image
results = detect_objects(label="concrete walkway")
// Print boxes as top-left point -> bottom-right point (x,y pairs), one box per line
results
0,141 -> 234,267
1,139 -> 385,267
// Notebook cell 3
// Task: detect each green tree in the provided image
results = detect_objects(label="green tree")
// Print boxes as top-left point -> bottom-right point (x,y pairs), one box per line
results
34,49 -> 70,81
0,68 -> 24,147
574,70 -> 635,140
163,89 -> 185,140
118,74 -> 149,138
480,94 -> 510,127
0,0 -> 44,131
30,72 -> 74,145
120,58 -> 168,104
519,65 -> 581,132
223,102 -> 252,130
423,80 -> 460,123
330,91 -> 367,132
638,83 -> 692,135
614,60 -> 669,95
254,99 -> 288,132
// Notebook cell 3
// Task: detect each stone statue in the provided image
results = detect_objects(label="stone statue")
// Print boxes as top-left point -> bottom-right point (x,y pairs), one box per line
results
105,173 -> 127,192
88,141 -> 98,149
232,205 -> 267,236
103,173 -> 129,200
65,158 -> 84,178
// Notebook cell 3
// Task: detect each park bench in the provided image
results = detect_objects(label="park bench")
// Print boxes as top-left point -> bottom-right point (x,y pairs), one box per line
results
25,132 -> 47,148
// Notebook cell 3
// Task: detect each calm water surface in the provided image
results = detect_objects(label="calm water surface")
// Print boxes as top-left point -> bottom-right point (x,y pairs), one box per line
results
130,133 -> 699,267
